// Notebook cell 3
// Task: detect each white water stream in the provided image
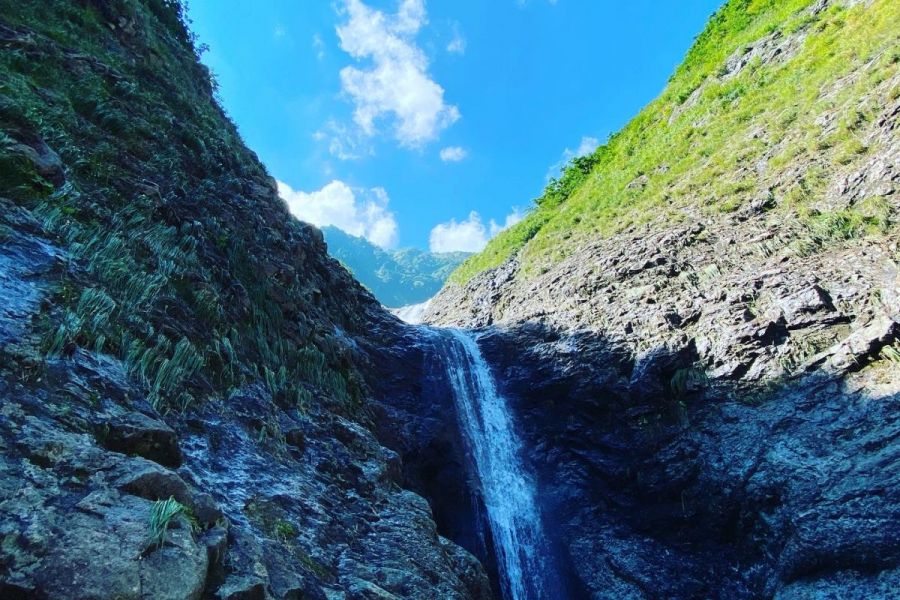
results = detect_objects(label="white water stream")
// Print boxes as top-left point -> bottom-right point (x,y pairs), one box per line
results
438,328 -> 556,600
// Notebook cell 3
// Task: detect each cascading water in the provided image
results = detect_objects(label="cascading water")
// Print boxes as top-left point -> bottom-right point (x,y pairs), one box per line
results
437,328 -> 560,600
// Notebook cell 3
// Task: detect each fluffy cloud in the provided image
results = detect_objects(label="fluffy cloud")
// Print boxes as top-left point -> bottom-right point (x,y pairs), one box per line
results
278,180 -> 399,249
572,136 -> 599,158
429,209 -> 524,253
439,146 -> 467,162
336,0 -> 460,147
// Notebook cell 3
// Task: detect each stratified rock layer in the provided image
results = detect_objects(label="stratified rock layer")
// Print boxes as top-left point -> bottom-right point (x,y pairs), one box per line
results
425,0 -> 900,596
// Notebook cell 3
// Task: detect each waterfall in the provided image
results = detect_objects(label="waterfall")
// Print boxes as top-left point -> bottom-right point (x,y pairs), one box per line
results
437,328 -> 558,600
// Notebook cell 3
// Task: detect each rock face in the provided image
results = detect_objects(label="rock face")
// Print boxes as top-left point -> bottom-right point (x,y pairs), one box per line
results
0,2 -> 488,598
423,0 -> 900,596
3,0 -> 899,599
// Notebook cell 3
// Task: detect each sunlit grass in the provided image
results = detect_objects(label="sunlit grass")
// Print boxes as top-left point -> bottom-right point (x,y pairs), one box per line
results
452,0 -> 900,284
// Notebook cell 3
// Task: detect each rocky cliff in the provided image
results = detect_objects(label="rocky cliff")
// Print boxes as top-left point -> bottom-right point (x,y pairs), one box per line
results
425,0 -> 900,597
0,1 -> 489,598
3,0 -> 900,599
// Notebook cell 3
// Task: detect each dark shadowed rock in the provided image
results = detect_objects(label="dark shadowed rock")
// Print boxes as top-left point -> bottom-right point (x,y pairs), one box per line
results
101,411 -> 183,468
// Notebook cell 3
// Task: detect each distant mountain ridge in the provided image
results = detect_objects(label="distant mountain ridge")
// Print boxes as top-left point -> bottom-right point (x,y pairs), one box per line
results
322,226 -> 470,307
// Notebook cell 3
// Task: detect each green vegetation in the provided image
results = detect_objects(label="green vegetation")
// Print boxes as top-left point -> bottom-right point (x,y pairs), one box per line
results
670,367 -> 709,397
882,343 -> 900,364
452,0 -> 899,283
273,519 -> 299,541
322,226 -> 470,307
1,0 -> 365,415
147,496 -> 188,550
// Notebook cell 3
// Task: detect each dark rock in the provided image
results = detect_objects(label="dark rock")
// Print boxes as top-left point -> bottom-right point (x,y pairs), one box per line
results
100,411 -> 183,468
3,130 -> 66,187
216,576 -> 267,600
284,427 -> 305,450
191,491 -> 225,527
116,459 -> 192,505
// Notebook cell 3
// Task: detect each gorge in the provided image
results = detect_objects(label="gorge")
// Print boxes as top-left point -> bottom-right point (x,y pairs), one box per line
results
1,0 -> 899,599
437,328 -> 563,600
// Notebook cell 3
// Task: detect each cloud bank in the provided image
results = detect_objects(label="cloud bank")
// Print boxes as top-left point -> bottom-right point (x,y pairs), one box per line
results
278,180 -> 399,249
336,0 -> 460,148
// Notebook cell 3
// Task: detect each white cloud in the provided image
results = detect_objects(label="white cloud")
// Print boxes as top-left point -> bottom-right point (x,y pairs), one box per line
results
278,180 -> 399,249
336,0 -> 460,147
429,208 -> 524,253
274,25 -> 287,40
430,212 -> 488,253
312,34 -> 326,59
439,146 -> 467,162
447,25 -> 466,55
489,208 -> 524,237
314,120 -> 372,161
573,136 -> 599,158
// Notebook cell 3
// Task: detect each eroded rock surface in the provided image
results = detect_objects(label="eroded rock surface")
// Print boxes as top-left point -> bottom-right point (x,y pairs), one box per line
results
423,1 -> 900,596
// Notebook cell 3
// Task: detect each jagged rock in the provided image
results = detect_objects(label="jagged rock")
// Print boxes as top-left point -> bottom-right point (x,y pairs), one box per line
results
2,130 -> 66,187
773,285 -> 836,329
216,576 -> 267,600
0,3 -> 488,596
1,488 -> 207,600
101,411 -> 183,468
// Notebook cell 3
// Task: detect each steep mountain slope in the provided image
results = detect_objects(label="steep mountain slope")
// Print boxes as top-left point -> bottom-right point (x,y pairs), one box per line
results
322,226 -> 469,307
430,0 -> 899,382
444,0 -> 898,289
424,0 -> 900,597
0,1 -> 489,598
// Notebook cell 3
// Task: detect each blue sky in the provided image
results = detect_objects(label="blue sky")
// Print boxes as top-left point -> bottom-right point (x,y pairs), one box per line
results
187,0 -> 723,252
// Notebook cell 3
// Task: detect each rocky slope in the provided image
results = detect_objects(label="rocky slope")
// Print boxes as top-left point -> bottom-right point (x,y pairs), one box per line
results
426,0 -> 900,597
322,226 -> 470,308
0,1 -> 488,598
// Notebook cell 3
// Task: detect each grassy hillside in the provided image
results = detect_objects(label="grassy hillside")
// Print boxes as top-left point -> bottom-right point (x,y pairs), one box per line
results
0,0 -> 372,415
452,0 -> 899,284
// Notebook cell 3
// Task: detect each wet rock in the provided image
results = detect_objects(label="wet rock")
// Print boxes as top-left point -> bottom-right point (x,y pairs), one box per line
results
774,567 -> 900,599
438,536 -> 494,600
100,411 -> 183,468
216,576 -> 267,600
284,427 -> 306,450
115,459 -> 192,505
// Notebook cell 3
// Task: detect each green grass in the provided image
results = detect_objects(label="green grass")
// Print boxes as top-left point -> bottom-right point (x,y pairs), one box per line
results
147,496 -> 188,550
2,0 -> 367,416
451,0 -> 900,284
